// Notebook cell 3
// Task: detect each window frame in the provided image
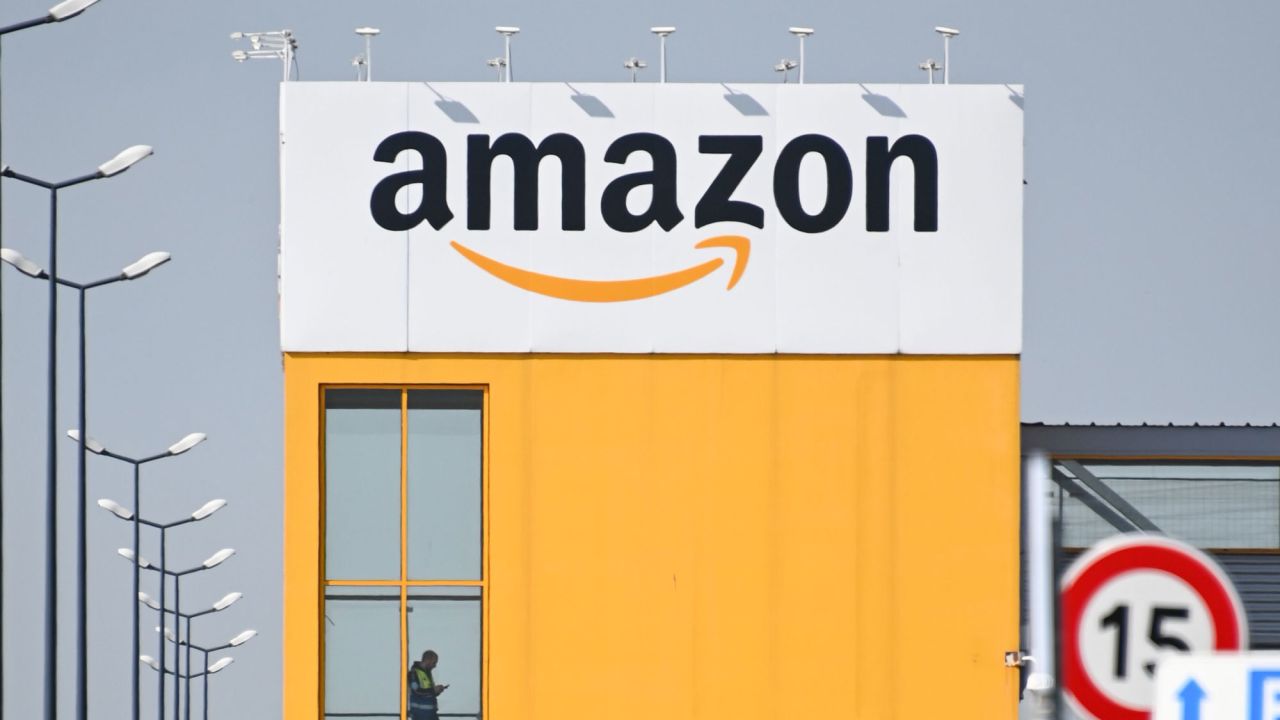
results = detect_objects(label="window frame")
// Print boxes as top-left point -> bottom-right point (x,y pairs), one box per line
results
320,384 -> 489,720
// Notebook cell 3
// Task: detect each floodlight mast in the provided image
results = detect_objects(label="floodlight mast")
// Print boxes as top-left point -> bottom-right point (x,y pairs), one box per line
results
650,27 -> 675,83
355,27 -> 379,81
918,58 -> 940,84
229,29 -> 297,82
788,27 -> 814,84
934,26 -> 959,84
496,27 -> 519,82
623,57 -> 647,83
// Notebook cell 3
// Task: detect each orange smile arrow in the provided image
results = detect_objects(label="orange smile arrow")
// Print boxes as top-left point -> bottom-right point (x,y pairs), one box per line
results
449,235 -> 750,303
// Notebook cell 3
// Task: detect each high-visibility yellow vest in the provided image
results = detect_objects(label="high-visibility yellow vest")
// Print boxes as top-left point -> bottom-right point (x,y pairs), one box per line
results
409,667 -> 437,712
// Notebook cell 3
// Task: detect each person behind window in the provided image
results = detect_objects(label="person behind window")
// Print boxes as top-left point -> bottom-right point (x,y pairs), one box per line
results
408,649 -> 449,720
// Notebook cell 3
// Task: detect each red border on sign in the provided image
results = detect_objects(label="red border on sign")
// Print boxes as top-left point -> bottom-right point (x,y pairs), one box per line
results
1062,540 -> 1246,720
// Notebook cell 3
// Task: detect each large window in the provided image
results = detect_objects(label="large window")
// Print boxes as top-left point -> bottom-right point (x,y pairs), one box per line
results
323,388 -> 485,719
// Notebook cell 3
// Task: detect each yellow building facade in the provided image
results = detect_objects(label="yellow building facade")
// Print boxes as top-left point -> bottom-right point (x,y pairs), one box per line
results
283,354 -> 1021,719
277,82 -> 1024,718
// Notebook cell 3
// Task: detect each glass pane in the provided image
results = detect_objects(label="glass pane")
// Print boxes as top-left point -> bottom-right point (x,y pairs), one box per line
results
1059,462 -> 1280,548
407,587 -> 482,718
326,389 -> 401,580
325,586 -> 400,717
408,390 -> 482,580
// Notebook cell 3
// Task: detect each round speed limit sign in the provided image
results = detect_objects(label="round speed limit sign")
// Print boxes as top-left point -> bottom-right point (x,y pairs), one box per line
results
1062,535 -> 1248,720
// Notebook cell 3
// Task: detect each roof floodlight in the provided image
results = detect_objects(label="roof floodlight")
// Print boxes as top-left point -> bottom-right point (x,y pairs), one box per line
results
934,26 -> 959,84
1,248 -> 48,278
788,26 -> 814,82
47,0 -> 101,22
97,145 -> 153,178
650,27 -> 675,83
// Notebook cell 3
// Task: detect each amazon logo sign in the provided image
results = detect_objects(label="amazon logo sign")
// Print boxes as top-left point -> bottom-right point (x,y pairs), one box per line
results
368,130 -> 938,302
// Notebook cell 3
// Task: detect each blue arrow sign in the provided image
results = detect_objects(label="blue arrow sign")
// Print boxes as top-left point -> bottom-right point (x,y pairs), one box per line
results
1178,679 -> 1206,720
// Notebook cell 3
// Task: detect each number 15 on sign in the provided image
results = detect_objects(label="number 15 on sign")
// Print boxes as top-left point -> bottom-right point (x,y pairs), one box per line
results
1063,535 -> 1248,720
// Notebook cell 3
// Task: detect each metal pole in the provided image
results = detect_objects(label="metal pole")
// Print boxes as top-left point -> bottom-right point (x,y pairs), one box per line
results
158,529 -> 166,719
503,35 -> 512,83
131,464 -> 141,720
364,35 -> 373,81
183,616 -> 191,720
202,649 -> 209,720
76,287 -> 87,720
173,575 -> 181,720
798,36 -> 805,84
0,34 -> 7,720
1025,451 -> 1056,718
659,36 -> 667,83
44,187 -> 58,720
943,36 -> 950,85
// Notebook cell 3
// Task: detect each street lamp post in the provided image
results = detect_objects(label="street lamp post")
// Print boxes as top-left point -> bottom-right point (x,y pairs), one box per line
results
191,630 -> 254,720
3,247 -> 170,720
0,142 -> 153,720
99,491 -> 217,720
149,594 -> 244,720
139,653 -> 235,718
120,547 -> 235,720
0,6 -> 106,714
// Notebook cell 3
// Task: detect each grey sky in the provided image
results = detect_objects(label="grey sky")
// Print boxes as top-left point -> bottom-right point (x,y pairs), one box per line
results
1,0 -> 1278,716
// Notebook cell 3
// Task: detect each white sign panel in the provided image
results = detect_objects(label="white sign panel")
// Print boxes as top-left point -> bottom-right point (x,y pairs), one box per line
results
279,82 -> 1023,353
1154,654 -> 1280,720
1062,535 -> 1249,720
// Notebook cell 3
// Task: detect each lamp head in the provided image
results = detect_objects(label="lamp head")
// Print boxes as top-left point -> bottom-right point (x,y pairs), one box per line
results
231,50 -> 249,62
66,429 -> 106,454
1,249 -> 48,279
650,26 -> 676,36
122,251 -> 171,280
118,548 -> 150,569
935,26 -> 960,38
355,26 -> 380,37
168,432 -> 207,456
139,655 -> 159,672
495,26 -> 520,36
203,548 -> 235,569
191,499 -> 227,521
47,0 -> 101,22
138,592 -> 161,611
97,498 -> 134,521
207,657 -> 234,674
97,145 -> 153,178
788,27 -> 815,37
213,592 -> 243,611
229,629 -> 258,646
